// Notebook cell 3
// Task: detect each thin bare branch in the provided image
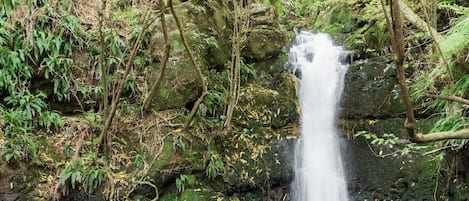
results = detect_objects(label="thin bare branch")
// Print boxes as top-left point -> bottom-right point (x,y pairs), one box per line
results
142,3 -> 171,112
97,9 -> 153,148
99,0 -> 109,123
424,93 -> 469,105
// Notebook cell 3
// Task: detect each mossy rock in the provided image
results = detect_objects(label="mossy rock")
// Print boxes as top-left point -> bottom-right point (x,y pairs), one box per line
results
341,57 -> 405,118
243,26 -> 289,62
340,117 -> 436,138
251,53 -> 288,75
147,58 -> 202,111
159,188 -> 221,201
342,118 -> 445,200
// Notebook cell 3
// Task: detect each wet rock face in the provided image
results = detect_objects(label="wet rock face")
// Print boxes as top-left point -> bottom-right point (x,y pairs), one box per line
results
340,57 -> 405,119
341,118 -> 442,201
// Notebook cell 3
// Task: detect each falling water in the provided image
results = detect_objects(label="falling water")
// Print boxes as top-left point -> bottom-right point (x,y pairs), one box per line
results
289,31 -> 349,201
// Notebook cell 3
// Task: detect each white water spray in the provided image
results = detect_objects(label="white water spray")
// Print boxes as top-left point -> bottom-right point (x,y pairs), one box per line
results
289,31 -> 349,201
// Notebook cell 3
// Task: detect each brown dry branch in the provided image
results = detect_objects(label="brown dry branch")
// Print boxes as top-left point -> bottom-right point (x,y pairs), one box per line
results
168,0 -> 209,131
424,93 -> 469,105
223,0 -> 249,131
390,0 -> 418,140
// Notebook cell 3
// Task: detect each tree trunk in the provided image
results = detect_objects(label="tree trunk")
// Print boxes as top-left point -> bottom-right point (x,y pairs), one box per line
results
398,0 -> 442,42
390,0 -> 418,141
385,0 -> 469,143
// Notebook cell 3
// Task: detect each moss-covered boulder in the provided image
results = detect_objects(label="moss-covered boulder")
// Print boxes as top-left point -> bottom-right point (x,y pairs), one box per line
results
159,188 -> 222,201
147,58 -> 203,111
341,118 -> 445,200
243,27 -> 289,62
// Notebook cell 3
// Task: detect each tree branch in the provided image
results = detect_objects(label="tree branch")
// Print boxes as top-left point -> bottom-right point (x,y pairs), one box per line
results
415,129 -> 469,143
384,0 -> 469,143
424,93 -> 469,105
169,0 -> 208,131
142,2 -> 171,112
398,0 -> 443,42
97,10 -> 152,149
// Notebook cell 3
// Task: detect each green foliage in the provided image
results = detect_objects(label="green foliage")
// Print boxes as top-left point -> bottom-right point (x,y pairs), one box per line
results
206,151 -> 224,180
440,17 -> 469,58
356,131 -> 398,146
0,91 -> 62,162
172,134 -> 186,151
240,59 -> 257,82
355,131 -> 436,158
431,114 -> 469,148
260,0 -> 284,15
130,150 -> 144,168
59,153 -> 107,193
0,0 -> 19,16
0,108 -> 34,161
176,174 -> 189,192
438,1 -> 469,15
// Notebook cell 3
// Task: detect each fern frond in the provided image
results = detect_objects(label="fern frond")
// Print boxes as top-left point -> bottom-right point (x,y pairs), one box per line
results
438,2 -> 469,15
440,17 -> 469,58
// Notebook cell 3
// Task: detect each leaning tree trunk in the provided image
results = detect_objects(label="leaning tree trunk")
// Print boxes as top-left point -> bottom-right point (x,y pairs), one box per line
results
386,0 -> 469,143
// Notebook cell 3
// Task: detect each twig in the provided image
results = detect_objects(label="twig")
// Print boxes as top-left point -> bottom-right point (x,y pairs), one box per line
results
424,93 -> 469,105
97,9 -> 153,150
418,0 -> 455,94
423,144 -> 459,156
142,3 -> 171,112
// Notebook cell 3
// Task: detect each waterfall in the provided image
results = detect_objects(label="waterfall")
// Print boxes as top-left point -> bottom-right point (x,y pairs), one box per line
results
289,31 -> 349,201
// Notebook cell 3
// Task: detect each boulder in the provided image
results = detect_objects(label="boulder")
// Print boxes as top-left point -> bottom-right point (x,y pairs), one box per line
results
341,118 -> 445,200
341,57 -> 405,118
234,73 -> 299,129
243,27 -> 289,62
